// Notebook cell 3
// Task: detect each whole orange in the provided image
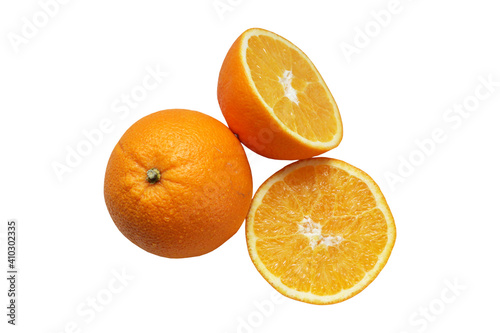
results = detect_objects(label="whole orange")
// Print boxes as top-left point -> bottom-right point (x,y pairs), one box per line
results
104,109 -> 253,258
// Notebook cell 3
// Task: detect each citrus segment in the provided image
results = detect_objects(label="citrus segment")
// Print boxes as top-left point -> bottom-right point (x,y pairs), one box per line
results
246,158 -> 396,304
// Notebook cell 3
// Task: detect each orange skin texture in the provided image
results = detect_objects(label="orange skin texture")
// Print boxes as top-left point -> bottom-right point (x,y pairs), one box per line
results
104,109 -> 253,258
217,28 -> 339,160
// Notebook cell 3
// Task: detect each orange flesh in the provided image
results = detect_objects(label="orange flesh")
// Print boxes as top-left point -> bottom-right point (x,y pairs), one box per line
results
246,35 -> 337,142
252,165 -> 389,296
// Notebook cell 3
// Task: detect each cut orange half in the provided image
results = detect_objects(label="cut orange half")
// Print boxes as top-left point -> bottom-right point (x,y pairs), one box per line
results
218,28 -> 342,160
246,158 -> 396,304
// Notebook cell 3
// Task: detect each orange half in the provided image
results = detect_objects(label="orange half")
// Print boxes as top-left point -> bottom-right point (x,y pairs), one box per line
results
218,28 -> 343,160
246,158 -> 396,304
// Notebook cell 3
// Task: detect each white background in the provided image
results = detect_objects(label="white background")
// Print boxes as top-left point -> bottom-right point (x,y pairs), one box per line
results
1,0 -> 500,332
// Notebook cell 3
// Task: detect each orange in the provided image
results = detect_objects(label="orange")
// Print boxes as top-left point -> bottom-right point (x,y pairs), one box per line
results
246,158 -> 396,304
217,28 -> 343,160
104,109 -> 253,258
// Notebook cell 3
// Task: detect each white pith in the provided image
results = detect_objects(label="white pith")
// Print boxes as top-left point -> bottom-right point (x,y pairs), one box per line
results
278,70 -> 299,105
298,216 -> 343,249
